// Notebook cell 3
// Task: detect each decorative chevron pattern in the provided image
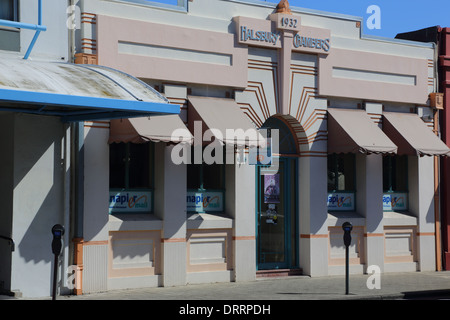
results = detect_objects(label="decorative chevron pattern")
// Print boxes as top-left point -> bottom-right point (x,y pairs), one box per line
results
293,86 -> 317,123
236,58 -> 327,157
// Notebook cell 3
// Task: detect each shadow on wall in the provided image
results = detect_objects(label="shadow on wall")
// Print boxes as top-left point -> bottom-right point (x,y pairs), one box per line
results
14,114 -> 67,264
0,113 -> 69,296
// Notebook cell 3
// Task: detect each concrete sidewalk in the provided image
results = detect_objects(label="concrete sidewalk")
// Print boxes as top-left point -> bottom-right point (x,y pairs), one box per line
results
50,270 -> 450,300
3,270 -> 449,301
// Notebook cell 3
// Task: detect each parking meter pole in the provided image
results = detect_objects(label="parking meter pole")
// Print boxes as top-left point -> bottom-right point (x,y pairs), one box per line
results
342,222 -> 352,295
51,224 -> 65,301
52,253 -> 58,300
345,244 -> 349,295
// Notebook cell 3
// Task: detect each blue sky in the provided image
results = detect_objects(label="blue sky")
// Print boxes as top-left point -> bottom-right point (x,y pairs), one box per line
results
150,0 -> 450,39
284,0 -> 450,38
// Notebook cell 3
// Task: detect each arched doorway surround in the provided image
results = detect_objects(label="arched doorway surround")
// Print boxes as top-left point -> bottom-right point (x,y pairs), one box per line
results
256,115 -> 300,270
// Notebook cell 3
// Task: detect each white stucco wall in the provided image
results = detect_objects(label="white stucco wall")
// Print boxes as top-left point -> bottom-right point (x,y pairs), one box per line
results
20,0 -> 70,61
9,114 -> 68,298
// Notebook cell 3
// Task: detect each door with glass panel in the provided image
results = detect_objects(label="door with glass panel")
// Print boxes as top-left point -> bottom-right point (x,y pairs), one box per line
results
256,158 -> 297,270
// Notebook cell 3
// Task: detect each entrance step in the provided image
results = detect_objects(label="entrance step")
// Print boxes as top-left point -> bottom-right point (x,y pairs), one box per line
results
256,268 -> 303,278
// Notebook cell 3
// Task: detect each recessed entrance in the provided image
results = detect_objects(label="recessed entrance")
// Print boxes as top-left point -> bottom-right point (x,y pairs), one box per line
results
256,117 -> 299,271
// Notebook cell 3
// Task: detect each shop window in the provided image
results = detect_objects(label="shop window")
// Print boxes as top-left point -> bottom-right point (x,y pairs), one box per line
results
327,153 -> 356,211
186,147 -> 225,213
109,142 -> 154,214
383,155 -> 408,211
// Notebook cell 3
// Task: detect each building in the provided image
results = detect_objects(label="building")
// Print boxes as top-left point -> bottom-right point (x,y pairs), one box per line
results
440,27 -> 450,271
0,0 -> 180,298
0,0 -> 448,298
396,26 -> 450,271
68,0 -> 449,296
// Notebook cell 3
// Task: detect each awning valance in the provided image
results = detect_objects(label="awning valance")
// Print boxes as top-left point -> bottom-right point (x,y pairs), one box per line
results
109,115 -> 193,144
188,96 -> 264,148
327,108 -> 397,155
0,57 -> 179,121
383,112 -> 450,156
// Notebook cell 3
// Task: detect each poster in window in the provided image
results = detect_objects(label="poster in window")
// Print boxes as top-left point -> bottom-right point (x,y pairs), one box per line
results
186,191 -> 224,212
327,192 -> 355,211
383,193 -> 408,211
264,174 -> 280,203
109,190 -> 152,214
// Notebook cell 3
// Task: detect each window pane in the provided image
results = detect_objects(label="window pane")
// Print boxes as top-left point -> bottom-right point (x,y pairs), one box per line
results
149,0 -> 179,4
394,155 -> 408,191
327,154 -> 337,191
110,143 -> 153,189
128,143 -> 151,188
383,155 -> 408,192
383,156 -> 390,191
187,163 -> 224,190
120,0 -> 184,8
187,146 -> 225,190
0,0 -> 14,21
327,154 -> 355,191
187,164 -> 201,189
203,164 -> 224,190
339,154 -> 355,191
109,143 -> 126,189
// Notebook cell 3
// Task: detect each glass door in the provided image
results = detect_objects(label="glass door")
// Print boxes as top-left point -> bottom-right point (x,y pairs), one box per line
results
256,158 -> 297,270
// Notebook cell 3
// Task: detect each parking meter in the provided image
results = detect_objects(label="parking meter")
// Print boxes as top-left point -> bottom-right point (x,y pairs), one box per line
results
342,222 -> 353,247
51,224 -> 65,300
342,221 -> 352,295
51,224 -> 65,256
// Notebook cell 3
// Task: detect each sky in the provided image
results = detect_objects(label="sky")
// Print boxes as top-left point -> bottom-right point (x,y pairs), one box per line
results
150,0 -> 450,39
281,0 -> 450,38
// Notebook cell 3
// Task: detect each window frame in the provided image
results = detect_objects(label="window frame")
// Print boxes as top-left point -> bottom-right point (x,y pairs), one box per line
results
109,142 -> 154,214
382,155 -> 408,212
186,146 -> 226,214
327,153 -> 356,212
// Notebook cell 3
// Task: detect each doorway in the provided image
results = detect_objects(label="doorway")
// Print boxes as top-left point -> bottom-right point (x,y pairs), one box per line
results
256,116 -> 298,271
257,158 -> 297,270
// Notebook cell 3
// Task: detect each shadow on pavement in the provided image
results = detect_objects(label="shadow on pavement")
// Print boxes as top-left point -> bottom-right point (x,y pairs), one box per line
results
401,289 -> 450,300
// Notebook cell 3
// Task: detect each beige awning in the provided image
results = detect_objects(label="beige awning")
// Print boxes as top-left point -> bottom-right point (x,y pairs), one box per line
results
327,108 -> 398,154
188,96 -> 265,147
383,112 -> 450,156
109,115 -> 193,144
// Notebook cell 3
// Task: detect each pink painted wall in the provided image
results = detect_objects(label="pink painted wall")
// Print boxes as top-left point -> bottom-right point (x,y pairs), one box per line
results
97,15 -> 248,88
319,48 -> 429,105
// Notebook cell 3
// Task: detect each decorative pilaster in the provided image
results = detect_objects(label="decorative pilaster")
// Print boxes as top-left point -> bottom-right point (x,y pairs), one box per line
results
72,238 -> 84,295
75,12 -> 98,65
74,53 -> 97,65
